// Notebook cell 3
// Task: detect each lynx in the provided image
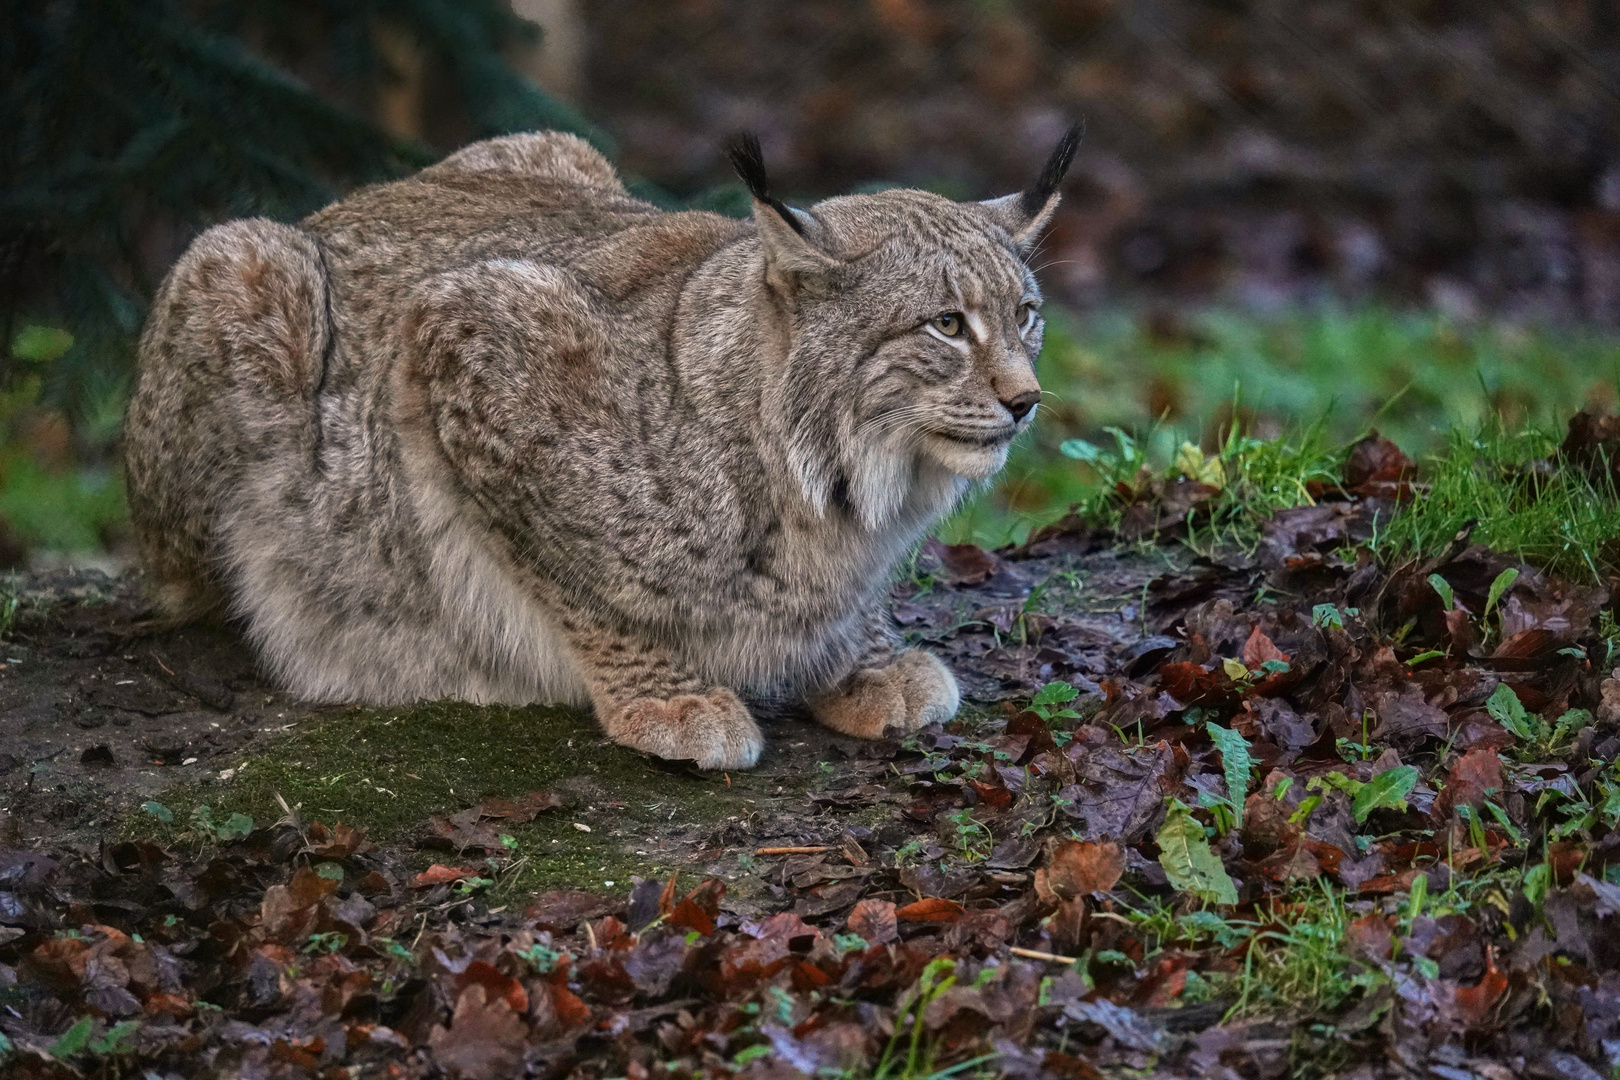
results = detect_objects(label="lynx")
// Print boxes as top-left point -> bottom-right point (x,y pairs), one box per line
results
123,127 -> 1078,769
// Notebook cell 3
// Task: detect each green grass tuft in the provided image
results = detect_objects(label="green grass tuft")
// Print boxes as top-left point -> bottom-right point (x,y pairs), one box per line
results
1375,417 -> 1620,583
948,306 -> 1620,548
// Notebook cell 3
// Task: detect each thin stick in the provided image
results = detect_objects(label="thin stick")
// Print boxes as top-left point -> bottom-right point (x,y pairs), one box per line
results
754,846 -> 830,856
1089,911 -> 1135,926
1009,946 -> 1079,964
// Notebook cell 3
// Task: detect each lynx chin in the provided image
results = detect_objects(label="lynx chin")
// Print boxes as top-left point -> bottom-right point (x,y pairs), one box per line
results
124,126 -> 1080,769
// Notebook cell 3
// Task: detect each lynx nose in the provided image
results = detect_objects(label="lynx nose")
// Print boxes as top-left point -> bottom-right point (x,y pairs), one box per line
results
1001,390 -> 1041,421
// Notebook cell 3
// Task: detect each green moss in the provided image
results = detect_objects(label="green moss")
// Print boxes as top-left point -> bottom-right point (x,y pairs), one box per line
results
127,700 -> 807,893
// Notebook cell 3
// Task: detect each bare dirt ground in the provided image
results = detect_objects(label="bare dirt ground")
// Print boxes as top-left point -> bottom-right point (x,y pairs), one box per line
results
0,570 -> 308,846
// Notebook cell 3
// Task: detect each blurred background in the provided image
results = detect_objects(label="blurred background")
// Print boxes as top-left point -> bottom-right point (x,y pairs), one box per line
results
5,0 -> 1619,565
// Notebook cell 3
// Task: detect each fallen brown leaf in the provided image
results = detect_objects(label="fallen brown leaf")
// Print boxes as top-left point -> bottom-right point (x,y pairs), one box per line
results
412,864 -> 480,888
897,897 -> 967,924
428,983 -> 528,1080
1035,840 -> 1124,902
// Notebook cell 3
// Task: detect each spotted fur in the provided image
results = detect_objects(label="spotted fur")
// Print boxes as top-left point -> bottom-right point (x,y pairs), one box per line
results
124,129 -> 1073,768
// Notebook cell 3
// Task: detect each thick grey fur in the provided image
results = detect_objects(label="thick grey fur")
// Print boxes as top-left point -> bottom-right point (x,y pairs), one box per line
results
123,130 -> 1070,769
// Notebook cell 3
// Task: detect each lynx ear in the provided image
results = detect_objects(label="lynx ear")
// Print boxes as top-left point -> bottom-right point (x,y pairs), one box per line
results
982,122 -> 1083,254
726,133 -> 842,295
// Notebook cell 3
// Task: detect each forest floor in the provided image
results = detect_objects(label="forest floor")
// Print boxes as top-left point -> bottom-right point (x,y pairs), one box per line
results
3,426 -> 1620,1080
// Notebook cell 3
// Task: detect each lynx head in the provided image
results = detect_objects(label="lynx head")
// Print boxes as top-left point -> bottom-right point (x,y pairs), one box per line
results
728,127 -> 1080,530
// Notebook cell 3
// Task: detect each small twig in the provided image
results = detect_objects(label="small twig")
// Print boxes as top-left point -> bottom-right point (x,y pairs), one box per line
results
1089,911 -> 1136,926
754,846 -> 829,856
1009,946 -> 1079,964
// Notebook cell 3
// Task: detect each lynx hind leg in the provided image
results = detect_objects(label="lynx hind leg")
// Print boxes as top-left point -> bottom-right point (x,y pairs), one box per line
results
426,132 -> 624,191
809,651 -> 961,741
124,219 -> 329,624
564,617 -> 763,770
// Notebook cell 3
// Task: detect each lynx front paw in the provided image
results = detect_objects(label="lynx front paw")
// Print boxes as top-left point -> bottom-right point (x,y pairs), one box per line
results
809,650 -> 961,740
603,690 -> 763,770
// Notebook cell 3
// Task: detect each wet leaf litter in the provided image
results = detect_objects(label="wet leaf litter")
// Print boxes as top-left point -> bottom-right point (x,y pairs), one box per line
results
2,425 -> 1620,1077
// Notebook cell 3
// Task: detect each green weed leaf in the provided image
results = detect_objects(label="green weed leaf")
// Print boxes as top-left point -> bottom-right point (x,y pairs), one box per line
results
1551,708 -> 1593,748
1352,766 -> 1419,823
89,1020 -> 141,1055
1406,873 -> 1427,922
1483,801 -> 1523,846
732,1045 -> 773,1067
1459,804 -> 1489,851
11,325 -> 74,366
1485,567 -> 1519,619
216,813 -> 254,841
1312,603 -> 1344,630
1310,772 -> 1361,798
1031,681 -> 1079,708
1523,861 -> 1551,907
1059,439 -> 1104,463
1486,684 -> 1537,741
1205,722 -> 1253,828
1288,795 -> 1322,825
48,1016 -> 94,1059
1156,801 -> 1238,906
1427,574 -> 1456,611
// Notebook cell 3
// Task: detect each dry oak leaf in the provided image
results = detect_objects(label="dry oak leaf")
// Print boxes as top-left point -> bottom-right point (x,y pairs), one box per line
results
930,540 -> 998,585
474,790 -> 564,823
455,959 -> 528,1014
1241,625 -> 1289,669
1343,432 -> 1417,498
260,866 -> 338,942
1434,747 -> 1503,822
1345,914 -> 1394,962
847,898 -> 899,945
896,897 -> 967,924
1371,686 -> 1450,743
412,864 -> 480,888
1035,840 -> 1125,903
429,983 -> 529,1080
667,878 -> 726,936
1433,963 -> 1510,1034
1599,670 -> 1620,725
304,821 -> 368,858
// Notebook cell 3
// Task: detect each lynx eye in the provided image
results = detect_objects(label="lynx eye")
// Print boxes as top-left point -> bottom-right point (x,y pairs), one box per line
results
929,312 -> 965,338
1017,302 -> 1040,334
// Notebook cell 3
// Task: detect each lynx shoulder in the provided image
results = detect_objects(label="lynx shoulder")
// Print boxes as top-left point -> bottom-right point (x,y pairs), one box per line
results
124,127 -> 1079,769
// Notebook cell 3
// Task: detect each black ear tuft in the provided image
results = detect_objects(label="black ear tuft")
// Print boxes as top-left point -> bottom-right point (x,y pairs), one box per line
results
1019,122 -> 1084,217
725,133 -> 771,201
725,132 -> 806,236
